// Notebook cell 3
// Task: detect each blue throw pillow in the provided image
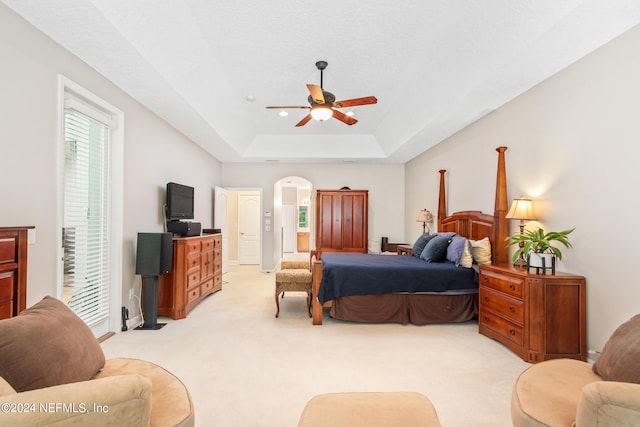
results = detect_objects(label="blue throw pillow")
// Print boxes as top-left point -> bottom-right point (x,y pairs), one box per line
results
446,235 -> 466,265
411,233 -> 436,258
420,234 -> 453,262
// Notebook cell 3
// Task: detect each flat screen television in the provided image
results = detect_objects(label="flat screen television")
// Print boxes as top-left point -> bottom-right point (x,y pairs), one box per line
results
166,182 -> 194,220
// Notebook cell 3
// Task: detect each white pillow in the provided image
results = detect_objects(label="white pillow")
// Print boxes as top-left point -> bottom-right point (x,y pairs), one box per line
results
459,240 -> 474,268
470,237 -> 492,264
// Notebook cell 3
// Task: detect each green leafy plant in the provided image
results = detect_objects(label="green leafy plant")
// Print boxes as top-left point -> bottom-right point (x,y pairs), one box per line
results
505,227 -> 575,264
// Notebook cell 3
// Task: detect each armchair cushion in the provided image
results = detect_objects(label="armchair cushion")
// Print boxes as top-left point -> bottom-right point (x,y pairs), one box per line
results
0,374 -> 151,426
576,381 -> 640,427
0,296 -> 105,392
592,313 -> 640,384
511,358 -> 600,427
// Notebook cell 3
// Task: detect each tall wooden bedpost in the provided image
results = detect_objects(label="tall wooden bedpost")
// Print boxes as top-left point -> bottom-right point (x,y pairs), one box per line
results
493,146 -> 509,264
437,169 -> 447,232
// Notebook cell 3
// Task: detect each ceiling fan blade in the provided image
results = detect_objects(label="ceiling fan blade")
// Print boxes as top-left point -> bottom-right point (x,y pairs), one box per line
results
334,96 -> 378,108
306,84 -> 325,104
295,114 -> 313,127
332,109 -> 358,126
265,106 -> 310,109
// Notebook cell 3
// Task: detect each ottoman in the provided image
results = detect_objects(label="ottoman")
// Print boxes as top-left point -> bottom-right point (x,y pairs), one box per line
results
298,392 -> 441,427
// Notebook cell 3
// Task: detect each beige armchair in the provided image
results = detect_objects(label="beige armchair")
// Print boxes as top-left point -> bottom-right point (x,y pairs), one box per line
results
0,296 -> 193,426
511,314 -> 640,426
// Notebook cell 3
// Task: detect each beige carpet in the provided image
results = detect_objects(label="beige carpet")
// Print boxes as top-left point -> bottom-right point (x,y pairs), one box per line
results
101,265 -> 530,426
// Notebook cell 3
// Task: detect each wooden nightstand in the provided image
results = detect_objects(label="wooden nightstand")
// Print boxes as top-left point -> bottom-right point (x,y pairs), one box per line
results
397,245 -> 413,255
478,263 -> 586,363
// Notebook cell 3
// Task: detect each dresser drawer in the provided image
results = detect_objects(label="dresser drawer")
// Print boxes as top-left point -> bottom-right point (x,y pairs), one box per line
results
186,253 -> 201,272
201,239 -> 214,251
201,279 -> 214,295
480,308 -> 523,347
480,270 -> 523,299
185,241 -> 201,255
187,271 -> 201,289
0,301 -> 12,319
186,286 -> 201,304
213,273 -> 222,292
0,238 -> 16,264
0,271 -> 14,302
479,287 -> 524,323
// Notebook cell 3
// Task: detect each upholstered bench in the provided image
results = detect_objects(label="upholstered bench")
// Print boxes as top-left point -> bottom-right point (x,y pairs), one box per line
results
275,260 -> 312,318
297,392 -> 442,427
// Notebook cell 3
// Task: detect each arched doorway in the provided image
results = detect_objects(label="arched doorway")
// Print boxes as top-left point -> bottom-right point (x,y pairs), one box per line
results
274,176 -> 313,263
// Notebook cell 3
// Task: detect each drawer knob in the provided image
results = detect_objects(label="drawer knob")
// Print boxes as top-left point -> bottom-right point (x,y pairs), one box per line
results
509,283 -> 516,290
483,276 -> 489,282
483,316 -> 490,322
509,306 -> 515,313
483,296 -> 489,302
509,329 -> 516,336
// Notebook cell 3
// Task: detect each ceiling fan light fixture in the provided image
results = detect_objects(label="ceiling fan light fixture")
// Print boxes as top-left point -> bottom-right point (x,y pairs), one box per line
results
310,105 -> 333,121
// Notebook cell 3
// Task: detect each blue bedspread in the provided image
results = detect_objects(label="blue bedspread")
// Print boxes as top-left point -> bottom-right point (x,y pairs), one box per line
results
318,253 -> 478,304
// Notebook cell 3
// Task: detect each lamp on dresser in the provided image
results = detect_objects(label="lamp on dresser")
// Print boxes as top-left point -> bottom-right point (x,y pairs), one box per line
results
505,196 -> 536,267
416,209 -> 433,234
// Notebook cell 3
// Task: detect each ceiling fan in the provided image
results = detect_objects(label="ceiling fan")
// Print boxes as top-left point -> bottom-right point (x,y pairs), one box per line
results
266,60 -> 378,127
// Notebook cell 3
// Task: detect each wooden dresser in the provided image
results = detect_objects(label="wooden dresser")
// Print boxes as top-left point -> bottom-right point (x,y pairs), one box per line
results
478,263 -> 586,363
315,189 -> 368,257
158,233 -> 222,319
0,226 -> 34,320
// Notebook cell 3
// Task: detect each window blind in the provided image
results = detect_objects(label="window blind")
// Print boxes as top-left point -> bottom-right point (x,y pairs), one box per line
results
63,106 -> 112,329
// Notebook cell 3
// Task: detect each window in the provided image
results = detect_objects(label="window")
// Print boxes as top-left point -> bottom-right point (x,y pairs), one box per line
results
59,77 -> 123,338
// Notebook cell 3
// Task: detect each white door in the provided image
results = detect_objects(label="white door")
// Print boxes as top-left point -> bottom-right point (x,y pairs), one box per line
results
283,203 -> 296,253
214,186 -> 229,274
238,192 -> 261,264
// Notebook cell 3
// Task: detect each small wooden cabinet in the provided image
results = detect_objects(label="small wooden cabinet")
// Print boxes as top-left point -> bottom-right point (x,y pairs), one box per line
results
479,263 -> 586,363
0,226 -> 33,319
315,189 -> 368,256
297,231 -> 310,252
158,233 -> 222,319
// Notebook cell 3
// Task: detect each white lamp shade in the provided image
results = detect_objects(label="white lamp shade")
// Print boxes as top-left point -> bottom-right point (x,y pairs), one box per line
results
416,209 -> 433,223
505,197 -> 536,221
310,105 -> 333,121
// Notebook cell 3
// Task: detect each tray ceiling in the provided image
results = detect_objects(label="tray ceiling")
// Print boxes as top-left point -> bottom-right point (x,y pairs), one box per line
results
3,1 -> 640,163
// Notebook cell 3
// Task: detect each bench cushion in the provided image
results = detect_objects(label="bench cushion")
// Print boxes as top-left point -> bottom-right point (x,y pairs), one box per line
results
298,392 -> 441,427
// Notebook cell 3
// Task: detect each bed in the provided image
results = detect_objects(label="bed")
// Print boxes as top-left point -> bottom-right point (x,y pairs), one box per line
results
310,146 -> 510,325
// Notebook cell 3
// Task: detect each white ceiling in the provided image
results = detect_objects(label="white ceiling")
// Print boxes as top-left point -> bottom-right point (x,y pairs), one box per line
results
4,1 -> 640,163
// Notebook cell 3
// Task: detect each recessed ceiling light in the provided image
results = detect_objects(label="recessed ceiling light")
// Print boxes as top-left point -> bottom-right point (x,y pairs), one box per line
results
279,111 -> 288,117
245,95 -> 256,102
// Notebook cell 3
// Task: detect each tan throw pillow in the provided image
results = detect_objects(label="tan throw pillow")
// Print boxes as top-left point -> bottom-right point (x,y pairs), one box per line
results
0,296 -> 105,392
592,314 -> 640,383
470,237 -> 492,264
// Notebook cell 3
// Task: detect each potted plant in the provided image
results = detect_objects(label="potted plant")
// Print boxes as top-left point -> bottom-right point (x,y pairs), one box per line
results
506,227 -> 575,268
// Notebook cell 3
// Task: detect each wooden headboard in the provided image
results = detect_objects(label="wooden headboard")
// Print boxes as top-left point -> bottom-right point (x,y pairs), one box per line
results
436,146 -> 509,264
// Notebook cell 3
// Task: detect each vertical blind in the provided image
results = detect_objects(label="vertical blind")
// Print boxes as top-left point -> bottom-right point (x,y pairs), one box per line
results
63,105 -> 112,329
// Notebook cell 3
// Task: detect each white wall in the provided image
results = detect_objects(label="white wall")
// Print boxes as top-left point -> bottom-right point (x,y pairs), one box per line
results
222,162 -> 405,270
406,24 -> 640,353
0,5 -> 222,319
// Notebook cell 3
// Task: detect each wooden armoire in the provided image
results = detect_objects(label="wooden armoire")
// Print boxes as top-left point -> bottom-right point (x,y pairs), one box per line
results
315,189 -> 368,257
